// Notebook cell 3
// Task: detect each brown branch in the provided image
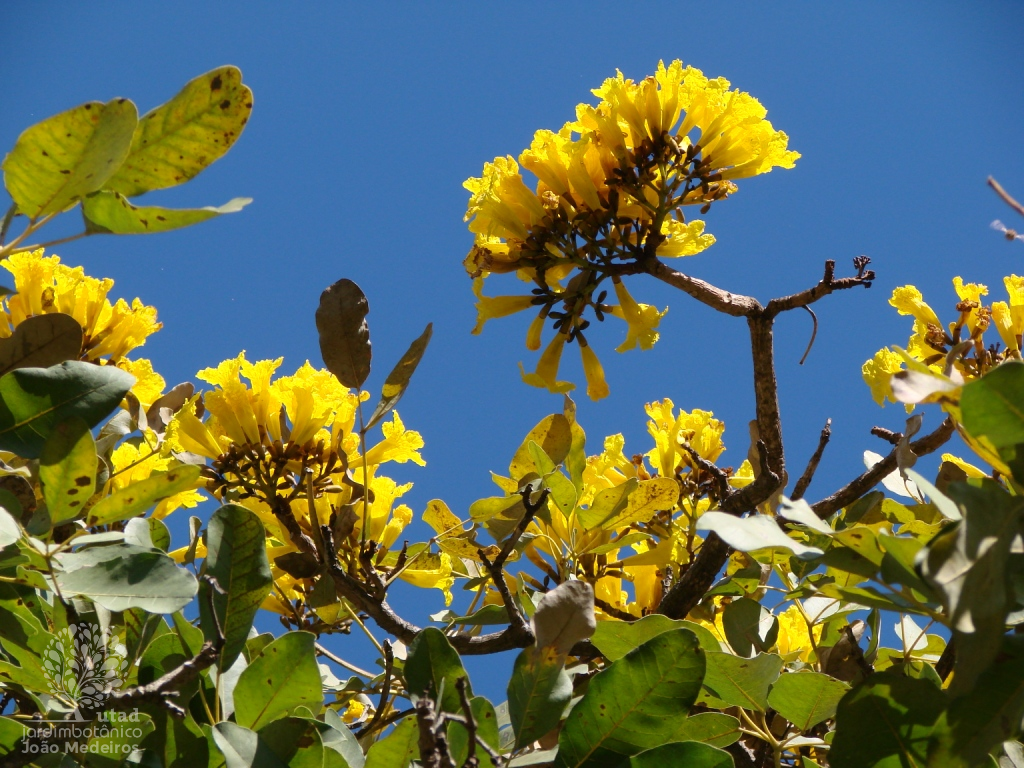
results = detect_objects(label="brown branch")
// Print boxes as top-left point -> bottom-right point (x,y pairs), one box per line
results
989,176 -> 1024,219
811,417 -> 955,518
798,305 -> 818,365
642,258 -> 761,317
415,696 -> 453,768
791,418 -> 832,501
870,426 -> 902,445
936,636 -> 956,681
763,259 -> 874,317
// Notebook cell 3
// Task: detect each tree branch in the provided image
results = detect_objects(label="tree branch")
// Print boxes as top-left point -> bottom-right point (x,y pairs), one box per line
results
989,176 -> 1024,218
791,419 -> 832,501
810,417 -> 955,518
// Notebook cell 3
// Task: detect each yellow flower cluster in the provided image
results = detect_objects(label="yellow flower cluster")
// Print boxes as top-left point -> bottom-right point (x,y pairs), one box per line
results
164,353 -> 445,614
464,61 -> 798,399
862,276 -> 1024,406
0,249 -> 164,404
1,249 -> 161,363
110,432 -> 205,519
517,399 -> 752,620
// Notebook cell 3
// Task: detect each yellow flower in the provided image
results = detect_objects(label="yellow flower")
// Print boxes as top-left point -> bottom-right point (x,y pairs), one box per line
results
889,285 -> 941,329
471,277 -> 535,335
110,433 -> 205,519
775,605 -> 822,662
862,348 -> 905,405
520,332 -> 575,394
398,552 -> 454,606
610,279 -> 667,352
645,400 -> 726,476
115,358 -> 166,410
656,219 -> 716,258
0,249 -> 161,362
579,341 -> 609,401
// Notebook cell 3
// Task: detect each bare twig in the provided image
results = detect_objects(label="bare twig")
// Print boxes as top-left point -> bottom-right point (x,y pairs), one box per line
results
811,417 -> 955,518
478,487 -> 548,646
791,419 -> 832,500
355,640 -> 394,739
797,305 -> 818,365
415,696 -> 453,768
455,677 -> 478,767
763,259 -> 875,317
989,176 -> 1024,218
870,426 -> 902,445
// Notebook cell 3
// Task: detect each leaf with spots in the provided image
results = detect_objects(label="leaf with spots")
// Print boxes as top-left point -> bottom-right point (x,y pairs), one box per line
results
0,313 -> 83,377
85,464 -> 202,526
0,361 -> 134,459
198,504 -> 273,672
555,628 -> 706,768
3,98 -> 137,219
507,646 -> 572,749
39,416 -> 96,525
82,189 -> 251,234
365,322 -> 432,431
509,413 -> 572,481
233,631 -> 322,731
103,66 -> 253,198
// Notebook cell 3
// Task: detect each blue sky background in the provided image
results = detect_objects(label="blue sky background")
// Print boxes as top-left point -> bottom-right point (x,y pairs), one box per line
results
4,1 -> 1024,698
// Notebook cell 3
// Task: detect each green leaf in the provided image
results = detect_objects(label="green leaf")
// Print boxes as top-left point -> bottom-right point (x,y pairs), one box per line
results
365,323 -> 432,430
767,671 -> 849,731
507,647 -> 572,749
0,313 -> 83,377
696,512 -> 823,559
3,98 -> 137,218
82,189 -> 251,234
39,416 -> 95,525
0,361 -> 134,458
139,632 -> 201,706
85,464 -> 202,525
778,496 -> 835,534
667,713 -> 741,748
919,478 -> 1023,694
323,708 -> 365,768
449,696 -> 500,768
198,504 -> 273,671
256,718 -> 324,768
555,628 -> 706,768
233,631 -> 322,730
212,722 -> 285,768
140,711 -> 209,768
406,626 -> 471,713
961,362 -> 1024,455
57,544 -> 198,613
830,671 -> 947,768
592,614 -> 721,661
317,278 -> 371,389
701,652 -> 783,712
628,742 -> 734,768
577,478 -> 638,531
722,597 -> 779,657
104,66 -> 253,197
938,638 -> 1024,767
509,414 -> 572,481
364,716 -> 418,768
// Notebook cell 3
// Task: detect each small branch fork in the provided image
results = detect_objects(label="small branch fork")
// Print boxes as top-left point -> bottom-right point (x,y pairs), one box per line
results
413,677 -> 501,768
791,419 -> 832,501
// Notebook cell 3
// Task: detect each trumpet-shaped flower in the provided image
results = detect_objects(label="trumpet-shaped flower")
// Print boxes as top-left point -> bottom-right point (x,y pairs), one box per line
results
1,249 -> 161,363
464,61 -> 797,398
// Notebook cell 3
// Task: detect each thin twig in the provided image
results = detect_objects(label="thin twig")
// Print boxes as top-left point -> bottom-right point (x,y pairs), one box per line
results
811,417 -> 954,518
356,640 -> 394,739
989,176 -> 1024,218
315,642 -> 376,679
455,677 -> 478,767
791,419 -> 832,500
797,306 -> 818,365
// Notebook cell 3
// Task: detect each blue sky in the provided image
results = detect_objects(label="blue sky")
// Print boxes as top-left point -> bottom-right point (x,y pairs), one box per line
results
4,1 -> 1024,692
